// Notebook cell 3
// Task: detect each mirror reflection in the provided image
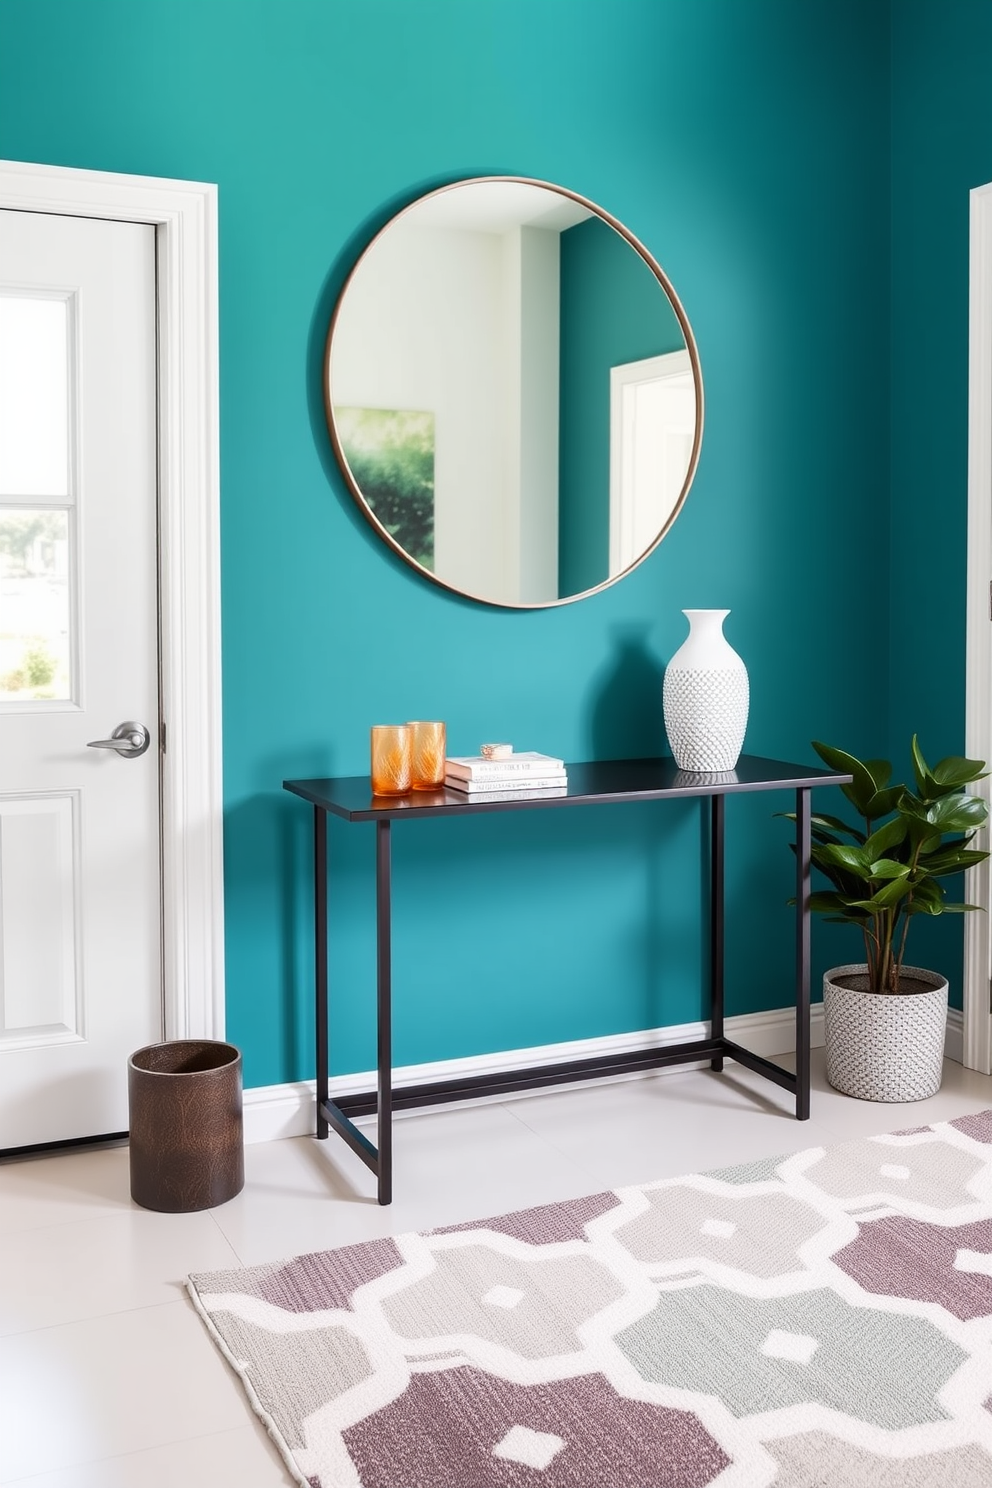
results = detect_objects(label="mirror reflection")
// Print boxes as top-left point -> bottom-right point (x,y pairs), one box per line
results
326,178 -> 702,608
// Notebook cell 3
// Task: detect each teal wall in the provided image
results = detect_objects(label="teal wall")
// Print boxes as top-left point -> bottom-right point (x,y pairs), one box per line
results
889,0 -> 992,1005
558,215 -> 684,596
0,0 -> 895,1087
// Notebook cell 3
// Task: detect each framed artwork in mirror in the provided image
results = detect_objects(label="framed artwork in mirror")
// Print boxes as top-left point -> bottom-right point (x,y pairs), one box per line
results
325,176 -> 703,609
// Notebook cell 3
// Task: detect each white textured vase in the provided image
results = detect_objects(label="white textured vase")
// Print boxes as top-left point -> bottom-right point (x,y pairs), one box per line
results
663,609 -> 749,772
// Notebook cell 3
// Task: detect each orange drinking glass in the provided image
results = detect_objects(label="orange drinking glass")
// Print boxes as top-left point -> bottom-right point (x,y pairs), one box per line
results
370,724 -> 412,795
409,720 -> 446,789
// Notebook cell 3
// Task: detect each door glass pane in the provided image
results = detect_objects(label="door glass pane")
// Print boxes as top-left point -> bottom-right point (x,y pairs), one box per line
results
0,296 -> 69,497
0,509 -> 71,701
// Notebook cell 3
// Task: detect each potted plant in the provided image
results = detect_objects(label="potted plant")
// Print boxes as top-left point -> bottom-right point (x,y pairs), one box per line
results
782,737 -> 989,1101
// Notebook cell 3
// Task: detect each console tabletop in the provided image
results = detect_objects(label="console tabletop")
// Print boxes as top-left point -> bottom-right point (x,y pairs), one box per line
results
285,754 -> 851,1204
286,753 -> 847,820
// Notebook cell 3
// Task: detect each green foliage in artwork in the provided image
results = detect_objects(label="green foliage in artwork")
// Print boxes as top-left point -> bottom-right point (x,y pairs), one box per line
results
337,408 -> 435,571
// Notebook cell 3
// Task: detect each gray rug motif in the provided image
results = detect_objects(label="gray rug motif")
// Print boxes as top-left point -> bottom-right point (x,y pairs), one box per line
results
188,1110 -> 992,1486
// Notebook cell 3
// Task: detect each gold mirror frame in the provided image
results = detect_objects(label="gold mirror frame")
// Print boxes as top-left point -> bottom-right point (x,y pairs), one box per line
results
324,176 -> 704,609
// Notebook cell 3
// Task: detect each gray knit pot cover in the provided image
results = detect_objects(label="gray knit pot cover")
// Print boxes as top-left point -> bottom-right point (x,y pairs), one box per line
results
823,964 -> 948,1102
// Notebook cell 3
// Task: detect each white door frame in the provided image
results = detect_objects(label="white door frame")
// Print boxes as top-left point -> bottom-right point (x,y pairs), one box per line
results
0,159 -> 223,1044
964,179 -> 992,1074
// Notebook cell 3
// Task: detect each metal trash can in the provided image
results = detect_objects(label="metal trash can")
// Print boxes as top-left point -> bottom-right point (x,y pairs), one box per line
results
128,1040 -> 244,1212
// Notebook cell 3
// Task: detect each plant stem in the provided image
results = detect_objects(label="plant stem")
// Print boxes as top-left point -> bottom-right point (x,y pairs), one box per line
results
892,838 -> 925,993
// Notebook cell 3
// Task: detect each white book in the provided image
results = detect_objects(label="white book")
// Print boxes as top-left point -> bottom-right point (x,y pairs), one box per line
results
445,772 -> 567,795
445,784 -> 568,803
445,751 -> 566,781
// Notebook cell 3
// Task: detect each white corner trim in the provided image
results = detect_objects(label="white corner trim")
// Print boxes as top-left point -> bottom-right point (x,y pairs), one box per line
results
242,1005 -> 826,1145
965,179 -> 992,1076
0,159 -> 224,1042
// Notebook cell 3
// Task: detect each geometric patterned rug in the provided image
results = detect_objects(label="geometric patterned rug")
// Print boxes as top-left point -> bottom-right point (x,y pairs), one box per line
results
187,1111 -> 992,1487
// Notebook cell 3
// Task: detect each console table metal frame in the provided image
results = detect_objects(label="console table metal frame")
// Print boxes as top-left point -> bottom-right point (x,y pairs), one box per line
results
285,755 -> 850,1205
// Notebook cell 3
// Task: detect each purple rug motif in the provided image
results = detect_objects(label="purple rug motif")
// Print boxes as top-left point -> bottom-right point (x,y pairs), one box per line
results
188,1110 -> 992,1486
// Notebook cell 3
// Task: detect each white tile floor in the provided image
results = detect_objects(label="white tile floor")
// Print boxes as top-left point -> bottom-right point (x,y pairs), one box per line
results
2,1048 -> 991,1486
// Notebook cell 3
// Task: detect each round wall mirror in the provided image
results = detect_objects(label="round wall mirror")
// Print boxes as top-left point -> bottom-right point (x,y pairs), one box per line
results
325,177 -> 703,608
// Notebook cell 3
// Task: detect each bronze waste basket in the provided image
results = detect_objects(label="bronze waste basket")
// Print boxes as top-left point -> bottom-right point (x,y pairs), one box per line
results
128,1040 -> 245,1212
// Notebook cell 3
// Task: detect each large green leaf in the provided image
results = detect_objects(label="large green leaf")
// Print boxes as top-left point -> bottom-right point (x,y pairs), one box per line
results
864,816 -> 908,859
809,852 -> 870,896
910,735 -> 934,796
809,813 -> 866,842
850,877 -> 912,910
863,759 -> 893,789
916,846 -> 989,877
904,879 -> 943,914
811,741 -> 885,816
904,880 -> 945,904
775,810 -> 862,848
815,843 -> 873,878
808,890 -> 854,915
922,793 -> 989,831
864,785 -> 905,820
791,891 -> 870,923
868,859 -> 911,880
812,869 -> 872,900
899,794 -> 953,847
931,753 -> 989,789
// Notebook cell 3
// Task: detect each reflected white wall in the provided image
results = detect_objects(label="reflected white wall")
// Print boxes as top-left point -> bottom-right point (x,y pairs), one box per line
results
509,226 -> 559,604
332,220 -> 560,603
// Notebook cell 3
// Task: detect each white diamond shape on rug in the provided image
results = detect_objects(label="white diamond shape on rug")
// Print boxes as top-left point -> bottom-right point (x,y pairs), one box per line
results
700,1218 -> 737,1238
954,1248 -> 992,1277
760,1328 -> 819,1364
492,1424 -> 566,1470
482,1284 -> 526,1309
879,1164 -> 911,1180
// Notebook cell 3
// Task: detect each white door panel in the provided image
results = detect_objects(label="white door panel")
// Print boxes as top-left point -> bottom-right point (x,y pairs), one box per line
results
0,210 -> 160,1147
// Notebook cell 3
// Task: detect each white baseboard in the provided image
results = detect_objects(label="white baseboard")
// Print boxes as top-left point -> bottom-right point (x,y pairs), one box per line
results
242,1004 -> 827,1146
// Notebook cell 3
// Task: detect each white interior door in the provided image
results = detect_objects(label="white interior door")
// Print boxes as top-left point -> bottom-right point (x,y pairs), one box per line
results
609,349 -> 695,573
0,208 -> 161,1148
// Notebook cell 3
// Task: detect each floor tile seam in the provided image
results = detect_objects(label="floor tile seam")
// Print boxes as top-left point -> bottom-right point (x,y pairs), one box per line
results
202,1206 -> 246,1266
0,1421 -> 267,1488
217,1228 -> 278,1270
0,1292 -> 193,1345
0,1206 -> 143,1240
495,1097 -> 617,1182
0,1205 -> 244,1269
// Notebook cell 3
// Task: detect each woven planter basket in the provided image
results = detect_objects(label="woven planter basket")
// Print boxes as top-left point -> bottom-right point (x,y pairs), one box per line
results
823,963 -> 948,1102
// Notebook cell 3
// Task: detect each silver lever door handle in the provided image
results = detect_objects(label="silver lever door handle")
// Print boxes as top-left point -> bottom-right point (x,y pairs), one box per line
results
86,721 -> 151,758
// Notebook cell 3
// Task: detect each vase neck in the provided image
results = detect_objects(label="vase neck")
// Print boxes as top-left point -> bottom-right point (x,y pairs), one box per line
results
683,608 -> 730,639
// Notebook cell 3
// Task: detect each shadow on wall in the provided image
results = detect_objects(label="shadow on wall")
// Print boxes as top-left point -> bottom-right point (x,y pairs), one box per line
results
585,624 -> 666,761
224,746 -> 334,1081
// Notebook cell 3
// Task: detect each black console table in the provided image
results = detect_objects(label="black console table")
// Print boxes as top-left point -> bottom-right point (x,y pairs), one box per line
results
285,755 -> 850,1205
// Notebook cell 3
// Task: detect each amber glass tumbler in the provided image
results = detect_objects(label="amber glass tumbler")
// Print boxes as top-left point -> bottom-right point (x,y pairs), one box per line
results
409,720 -> 446,789
370,724 -> 412,795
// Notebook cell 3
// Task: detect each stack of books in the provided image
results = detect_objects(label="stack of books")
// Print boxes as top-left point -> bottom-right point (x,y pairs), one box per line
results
444,751 -> 568,800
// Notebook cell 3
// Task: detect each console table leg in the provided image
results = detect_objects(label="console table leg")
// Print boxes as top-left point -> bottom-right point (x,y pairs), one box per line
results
376,819 -> 393,1205
314,808 -> 329,1139
710,793 -> 725,1071
795,786 -> 812,1120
